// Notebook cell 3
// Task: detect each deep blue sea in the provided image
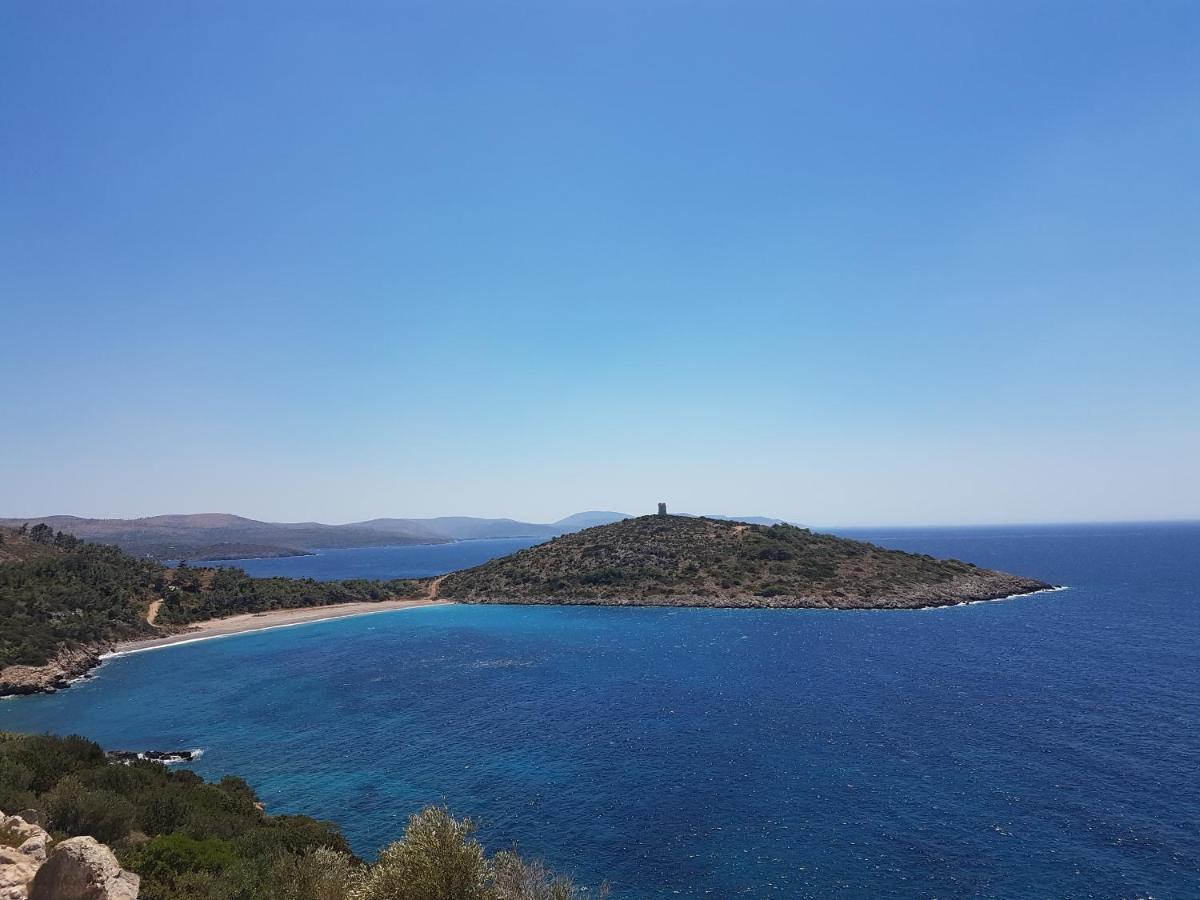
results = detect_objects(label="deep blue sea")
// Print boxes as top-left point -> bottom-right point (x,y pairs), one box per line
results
3,523 -> 1198,898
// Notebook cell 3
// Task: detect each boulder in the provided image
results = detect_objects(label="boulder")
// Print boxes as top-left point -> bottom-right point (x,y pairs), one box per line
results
28,837 -> 139,900
15,835 -> 47,865
0,846 -> 40,900
0,814 -> 51,864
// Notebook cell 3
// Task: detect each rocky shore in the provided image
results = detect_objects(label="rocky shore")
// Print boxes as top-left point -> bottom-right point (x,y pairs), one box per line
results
448,573 -> 1054,609
0,644 -> 110,698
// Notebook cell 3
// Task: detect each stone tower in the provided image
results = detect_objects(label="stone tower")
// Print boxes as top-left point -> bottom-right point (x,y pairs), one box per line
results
657,502 -> 667,516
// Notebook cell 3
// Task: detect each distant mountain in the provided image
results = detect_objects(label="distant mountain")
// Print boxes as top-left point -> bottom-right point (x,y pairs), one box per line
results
0,509 -> 799,561
355,517 -> 562,541
553,511 -> 632,530
353,512 -> 634,541
0,514 -> 445,561
696,514 -> 797,526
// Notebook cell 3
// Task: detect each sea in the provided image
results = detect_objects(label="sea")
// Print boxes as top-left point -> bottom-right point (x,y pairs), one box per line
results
2,523 -> 1198,898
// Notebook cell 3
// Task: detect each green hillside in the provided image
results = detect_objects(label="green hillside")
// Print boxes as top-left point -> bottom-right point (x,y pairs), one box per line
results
440,515 -> 1051,609
0,527 -> 424,672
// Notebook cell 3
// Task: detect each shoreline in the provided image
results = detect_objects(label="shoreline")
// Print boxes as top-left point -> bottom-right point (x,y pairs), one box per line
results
2,584 -> 1062,698
913,583 -> 1068,610
105,598 -> 454,657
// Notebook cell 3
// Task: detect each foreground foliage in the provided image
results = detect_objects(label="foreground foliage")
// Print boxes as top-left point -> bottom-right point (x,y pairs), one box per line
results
0,732 -> 601,899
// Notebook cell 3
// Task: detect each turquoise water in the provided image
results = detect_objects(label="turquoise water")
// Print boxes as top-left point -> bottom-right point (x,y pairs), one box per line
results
3,523 -> 1198,897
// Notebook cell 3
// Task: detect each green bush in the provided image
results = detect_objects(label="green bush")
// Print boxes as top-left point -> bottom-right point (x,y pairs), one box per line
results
0,733 -> 599,900
353,806 -> 488,900
134,833 -> 237,884
46,777 -> 136,843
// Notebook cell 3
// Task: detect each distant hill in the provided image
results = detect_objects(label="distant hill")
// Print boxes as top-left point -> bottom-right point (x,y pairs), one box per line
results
0,523 -> 72,564
355,516 -> 562,541
694,514 -> 797,526
439,515 -> 1052,609
0,509 -> 800,560
0,514 -> 447,561
552,510 -> 632,530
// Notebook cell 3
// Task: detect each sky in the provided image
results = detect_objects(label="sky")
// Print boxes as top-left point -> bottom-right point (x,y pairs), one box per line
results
1,1 -> 1197,527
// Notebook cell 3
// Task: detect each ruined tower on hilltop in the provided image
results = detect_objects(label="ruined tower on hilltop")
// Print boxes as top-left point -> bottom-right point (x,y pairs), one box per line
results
657,502 -> 667,516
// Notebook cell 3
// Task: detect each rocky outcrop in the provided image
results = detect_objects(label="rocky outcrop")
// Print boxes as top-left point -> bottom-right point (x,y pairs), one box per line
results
0,812 -> 52,899
28,837 -> 138,900
0,847 -> 40,900
0,813 -> 138,900
106,749 -> 197,765
0,645 -> 108,697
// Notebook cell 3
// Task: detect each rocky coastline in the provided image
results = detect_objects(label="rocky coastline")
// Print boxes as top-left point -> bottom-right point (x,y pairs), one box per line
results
0,644 -> 112,698
450,572 -> 1054,610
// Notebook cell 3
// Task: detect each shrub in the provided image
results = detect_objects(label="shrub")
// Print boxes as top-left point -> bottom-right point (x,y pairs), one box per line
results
46,777 -> 136,843
352,806 -> 488,900
490,850 -> 604,900
134,832 -> 237,884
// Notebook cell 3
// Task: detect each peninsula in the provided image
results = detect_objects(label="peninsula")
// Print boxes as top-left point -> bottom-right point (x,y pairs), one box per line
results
439,513 -> 1052,609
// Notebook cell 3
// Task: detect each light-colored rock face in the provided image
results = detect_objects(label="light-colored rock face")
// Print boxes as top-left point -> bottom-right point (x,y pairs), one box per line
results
0,812 -> 51,900
0,813 -> 138,900
0,644 -> 105,696
0,847 -> 41,900
28,836 -> 139,900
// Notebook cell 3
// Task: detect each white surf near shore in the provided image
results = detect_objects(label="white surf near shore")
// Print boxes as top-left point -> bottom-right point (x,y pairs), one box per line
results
916,584 -> 1069,611
102,600 -> 452,659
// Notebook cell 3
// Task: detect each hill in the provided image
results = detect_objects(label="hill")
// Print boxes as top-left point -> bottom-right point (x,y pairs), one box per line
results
0,510 -> 800,560
0,525 -> 71,564
354,516 -> 563,541
0,515 -> 447,561
0,527 -> 424,694
551,510 -> 632,530
352,510 -> 634,540
439,515 -> 1052,609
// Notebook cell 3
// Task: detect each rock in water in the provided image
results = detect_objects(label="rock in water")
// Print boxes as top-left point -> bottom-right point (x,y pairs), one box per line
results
28,837 -> 139,900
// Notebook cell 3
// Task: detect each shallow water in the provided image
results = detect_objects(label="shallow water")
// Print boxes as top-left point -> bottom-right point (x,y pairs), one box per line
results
3,523 -> 1198,897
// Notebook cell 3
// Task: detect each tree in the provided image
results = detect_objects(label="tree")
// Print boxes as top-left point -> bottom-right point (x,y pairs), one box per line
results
352,806 -> 488,900
29,523 -> 54,544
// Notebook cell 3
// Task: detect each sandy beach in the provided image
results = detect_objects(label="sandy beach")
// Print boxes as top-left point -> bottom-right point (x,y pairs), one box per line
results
108,598 -> 453,656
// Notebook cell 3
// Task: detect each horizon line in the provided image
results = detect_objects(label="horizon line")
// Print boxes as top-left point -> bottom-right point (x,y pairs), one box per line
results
2,511 -> 1198,532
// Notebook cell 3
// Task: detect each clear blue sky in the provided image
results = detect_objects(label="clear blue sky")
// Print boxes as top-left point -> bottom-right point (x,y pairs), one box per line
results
2,1 -> 1197,526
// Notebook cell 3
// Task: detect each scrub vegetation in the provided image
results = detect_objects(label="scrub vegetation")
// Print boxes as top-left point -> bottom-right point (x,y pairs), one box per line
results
441,515 -> 1050,609
0,526 -> 424,669
0,732 -> 602,900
